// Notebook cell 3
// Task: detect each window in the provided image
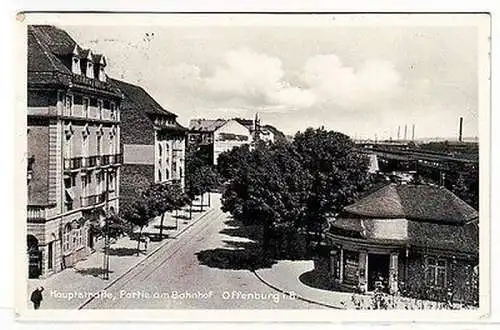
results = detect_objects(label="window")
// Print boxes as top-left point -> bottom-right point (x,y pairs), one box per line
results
425,257 -> 447,288
98,100 -> 103,119
64,134 -> 72,160
109,134 -> 115,155
63,224 -> 72,252
83,97 -> 89,117
87,61 -> 94,79
65,95 -> 73,116
78,228 -> 83,247
81,176 -> 87,196
72,57 -> 81,74
64,177 -> 74,212
109,171 -> 115,192
97,135 -> 102,155
110,102 -> 116,120
158,170 -> 162,182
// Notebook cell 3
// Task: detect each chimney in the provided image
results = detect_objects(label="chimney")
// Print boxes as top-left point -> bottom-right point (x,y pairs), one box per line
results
404,124 -> 408,140
412,124 -> 415,141
459,117 -> 463,142
397,126 -> 401,140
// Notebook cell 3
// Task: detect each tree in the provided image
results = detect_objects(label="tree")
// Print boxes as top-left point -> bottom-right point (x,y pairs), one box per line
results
221,141 -> 312,255
145,182 -> 187,239
292,128 -> 370,244
185,145 -> 221,212
221,127 -> 370,257
217,144 -> 253,182
120,195 -> 153,256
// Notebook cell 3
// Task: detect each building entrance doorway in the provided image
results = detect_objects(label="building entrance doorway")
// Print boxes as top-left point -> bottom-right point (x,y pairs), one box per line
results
368,254 -> 390,292
27,234 -> 42,279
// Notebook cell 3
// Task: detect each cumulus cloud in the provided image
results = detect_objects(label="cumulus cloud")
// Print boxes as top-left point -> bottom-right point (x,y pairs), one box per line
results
303,54 -> 401,107
167,49 -> 401,113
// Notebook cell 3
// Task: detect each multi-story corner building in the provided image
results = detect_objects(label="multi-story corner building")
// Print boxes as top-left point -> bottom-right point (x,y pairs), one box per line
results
27,25 -> 123,278
188,119 -> 253,165
110,79 -> 187,204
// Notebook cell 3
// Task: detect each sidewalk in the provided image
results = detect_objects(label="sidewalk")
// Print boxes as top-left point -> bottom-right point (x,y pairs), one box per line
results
26,194 -> 219,310
254,260 -> 471,310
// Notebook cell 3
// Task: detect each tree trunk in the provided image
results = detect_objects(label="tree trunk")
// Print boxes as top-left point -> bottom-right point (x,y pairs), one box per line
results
200,193 -> 204,212
189,202 -> 193,219
136,226 -> 143,256
159,212 -> 165,240
207,192 -> 211,207
176,209 -> 179,230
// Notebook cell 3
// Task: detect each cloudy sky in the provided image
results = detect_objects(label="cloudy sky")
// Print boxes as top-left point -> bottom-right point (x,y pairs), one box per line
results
64,23 -> 479,139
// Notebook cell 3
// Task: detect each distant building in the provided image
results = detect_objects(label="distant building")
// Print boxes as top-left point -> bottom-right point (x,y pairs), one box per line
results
188,119 -> 253,165
110,79 -> 187,203
234,114 -> 277,143
323,183 -> 478,304
27,25 -> 123,278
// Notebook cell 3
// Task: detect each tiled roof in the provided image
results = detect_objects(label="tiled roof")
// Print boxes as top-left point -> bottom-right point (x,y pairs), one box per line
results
329,217 -> 479,254
31,25 -> 80,56
189,119 -> 227,132
407,220 -> 478,254
343,183 -> 478,224
234,118 -> 254,130
28,26 -> 71,73
109,78 -> 177,117
28,25 -> 121,96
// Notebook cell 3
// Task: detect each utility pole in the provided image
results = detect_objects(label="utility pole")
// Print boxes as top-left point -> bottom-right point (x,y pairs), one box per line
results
102,169 -> 110,280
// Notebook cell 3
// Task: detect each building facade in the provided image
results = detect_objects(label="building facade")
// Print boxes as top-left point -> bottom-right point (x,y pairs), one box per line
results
27,25 -> 123,278
320,184 -> 479,304
111,79 -> 187,204
188,119 -> 253,165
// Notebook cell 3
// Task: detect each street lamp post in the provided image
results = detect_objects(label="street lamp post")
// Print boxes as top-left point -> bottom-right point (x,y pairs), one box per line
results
102,169 -> 110,280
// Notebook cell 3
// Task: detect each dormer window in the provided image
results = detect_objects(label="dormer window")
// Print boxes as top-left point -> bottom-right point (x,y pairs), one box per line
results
86,61 -> 94,79
72,57 -> 81,74
85,50 -> 94,79
98,56 -> 107,82
71,45 -> 81,74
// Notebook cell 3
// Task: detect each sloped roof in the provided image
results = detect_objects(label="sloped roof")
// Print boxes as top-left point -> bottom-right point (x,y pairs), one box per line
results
329,217 -> 478,254
31,25 -> 80,56
109,78 -> 177,117
28,25 -> 121,96
407,220 -> 478,254
343,183 -> 478,224
234,118 -> 254,130
189,119 -> 228,132
28,26 -> 71,73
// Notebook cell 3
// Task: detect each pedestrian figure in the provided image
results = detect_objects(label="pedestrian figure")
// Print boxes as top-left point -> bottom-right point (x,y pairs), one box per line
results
144,236 -> 150,251
30,286 -> 44,310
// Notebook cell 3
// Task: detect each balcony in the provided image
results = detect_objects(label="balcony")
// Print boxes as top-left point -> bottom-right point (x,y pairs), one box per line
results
80,193 -> 106,207
64,157 -> 82,171
27,206 -> 46,222
64,154 -> 122,171
109,153 -> 123,166
101,155 -> 111,166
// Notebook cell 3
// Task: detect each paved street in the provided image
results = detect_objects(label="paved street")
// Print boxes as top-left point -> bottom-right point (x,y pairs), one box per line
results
82,198 -> 319,309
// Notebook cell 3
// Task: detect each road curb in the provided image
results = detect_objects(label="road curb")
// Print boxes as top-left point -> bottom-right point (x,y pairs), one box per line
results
252,269 -> 342,310
77,206 -> 218,310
